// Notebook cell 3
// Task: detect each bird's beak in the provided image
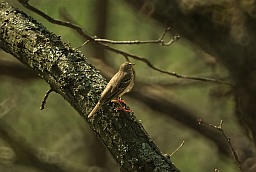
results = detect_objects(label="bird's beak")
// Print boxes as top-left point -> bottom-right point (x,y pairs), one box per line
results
129,63 -> 135,65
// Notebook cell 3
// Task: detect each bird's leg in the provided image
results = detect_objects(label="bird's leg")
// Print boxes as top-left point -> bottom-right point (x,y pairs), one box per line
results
118,97 -> 127,104
111,97 -> 132,112
114,105 -> 132,113
111,97 -> 126,104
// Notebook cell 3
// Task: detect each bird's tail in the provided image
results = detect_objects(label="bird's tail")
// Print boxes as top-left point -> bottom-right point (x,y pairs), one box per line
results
88,102 -> 101,118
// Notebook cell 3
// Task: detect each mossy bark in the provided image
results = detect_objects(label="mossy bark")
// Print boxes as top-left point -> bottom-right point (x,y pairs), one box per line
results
0,1 -> 180,171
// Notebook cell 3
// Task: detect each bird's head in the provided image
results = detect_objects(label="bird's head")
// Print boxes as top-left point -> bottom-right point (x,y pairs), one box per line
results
120,62 -> 135,72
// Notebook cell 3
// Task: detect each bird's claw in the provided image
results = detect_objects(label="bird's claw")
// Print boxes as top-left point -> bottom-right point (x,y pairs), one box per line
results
111,98 -> 131,112
111,97 -> 127,104
114,107 -> 132,113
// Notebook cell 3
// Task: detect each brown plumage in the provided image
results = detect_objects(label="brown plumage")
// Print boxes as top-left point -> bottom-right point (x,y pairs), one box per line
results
88,62 -> 134,118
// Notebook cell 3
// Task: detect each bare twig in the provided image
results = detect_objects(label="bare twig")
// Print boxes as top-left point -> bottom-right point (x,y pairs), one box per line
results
101,44 -> 232,85
18,0 -> 232,86
93,27 -> 180,45
170,141 -> 185,157
40,89 -> 54,110
93,37 -> 178,45
75,40 -> 89,50
198,119 -> 242,171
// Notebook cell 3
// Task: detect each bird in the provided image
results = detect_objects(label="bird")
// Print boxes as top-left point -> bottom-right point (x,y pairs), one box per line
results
88,62 -> 135,118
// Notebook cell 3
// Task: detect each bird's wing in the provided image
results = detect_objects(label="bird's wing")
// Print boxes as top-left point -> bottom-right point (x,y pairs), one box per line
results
100,72 -> 131,104
88,102 -> 101,118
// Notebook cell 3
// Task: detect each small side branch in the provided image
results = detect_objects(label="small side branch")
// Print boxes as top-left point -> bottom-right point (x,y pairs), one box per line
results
40,89 -> 54,110
94,27 -> 180,46
170,140 -> 185,157
198,119 -> 242,171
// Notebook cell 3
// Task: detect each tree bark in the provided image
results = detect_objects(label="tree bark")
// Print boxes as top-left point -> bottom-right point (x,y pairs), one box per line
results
0,1 -> 180,171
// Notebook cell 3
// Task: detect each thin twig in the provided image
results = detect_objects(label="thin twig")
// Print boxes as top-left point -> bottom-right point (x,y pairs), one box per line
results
93,27 -> 180,45
101,44 -> 233,85
198,119 -> 242,171
18,0 -> 233,86
170,141 -> 185,157
160,27 -> 180,46
93,38 -> 172,45
40,89 -> 54,110
75,40 -> 89,50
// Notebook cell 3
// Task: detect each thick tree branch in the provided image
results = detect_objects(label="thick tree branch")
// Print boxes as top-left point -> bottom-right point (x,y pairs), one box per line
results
1,56 -> 235,160
0,1 -> 179,171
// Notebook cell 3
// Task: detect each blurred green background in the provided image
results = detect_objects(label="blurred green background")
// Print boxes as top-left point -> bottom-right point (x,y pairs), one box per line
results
0,0 -> 243,171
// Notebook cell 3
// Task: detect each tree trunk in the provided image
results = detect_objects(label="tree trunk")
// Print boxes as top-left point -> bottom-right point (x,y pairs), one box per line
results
0,1 -> 180,171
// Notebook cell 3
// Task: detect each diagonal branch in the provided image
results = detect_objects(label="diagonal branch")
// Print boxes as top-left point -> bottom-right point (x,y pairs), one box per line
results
0,1 -> 180,171
17,0 -> 232,86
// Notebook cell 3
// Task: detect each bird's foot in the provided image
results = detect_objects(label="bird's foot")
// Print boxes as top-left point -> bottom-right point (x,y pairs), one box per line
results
114,106 -> 132,113
111,97 -> 127,104
112,98 -> 131,113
